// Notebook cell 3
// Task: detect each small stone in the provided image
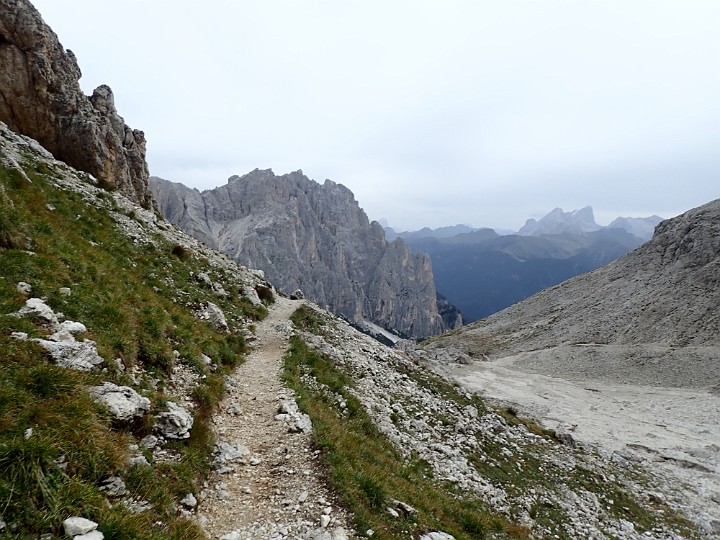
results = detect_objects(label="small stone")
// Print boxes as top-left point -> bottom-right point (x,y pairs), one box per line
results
12,298 -> 58,327
420,533 -> 456,540
298,490 -> 308,503
63,517 -> 98,536
88,383 -> 150,423
154,401 -> 193,439
180,493 -> 197,508
16,282 -> 31,294
59,287 -> 71,296
387,507 -> 400,518
128,454 -> 149,467
320,515 -> 330,528
11,332 -> 28,340
330,528 -> 348,540
24,428 -> 32,440
322,506 -> 332,515
139,434 -> 158,450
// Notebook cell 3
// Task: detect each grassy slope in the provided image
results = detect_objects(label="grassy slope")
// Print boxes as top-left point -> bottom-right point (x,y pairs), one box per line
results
0,158 -> 266,539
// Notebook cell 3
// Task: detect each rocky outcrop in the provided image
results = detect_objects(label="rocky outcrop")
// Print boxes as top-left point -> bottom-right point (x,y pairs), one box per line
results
0,0 -> 153,207
151,170 -> 456,338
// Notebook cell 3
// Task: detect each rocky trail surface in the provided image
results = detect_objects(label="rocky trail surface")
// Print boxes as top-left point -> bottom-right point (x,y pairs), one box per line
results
198,296 -> 353,540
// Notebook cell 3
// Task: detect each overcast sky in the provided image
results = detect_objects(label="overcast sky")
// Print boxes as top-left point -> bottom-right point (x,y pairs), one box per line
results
32,0 -> 719,231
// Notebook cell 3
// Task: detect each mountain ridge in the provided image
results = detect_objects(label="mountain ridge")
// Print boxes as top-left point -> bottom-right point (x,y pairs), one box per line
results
151,171 -> 460,339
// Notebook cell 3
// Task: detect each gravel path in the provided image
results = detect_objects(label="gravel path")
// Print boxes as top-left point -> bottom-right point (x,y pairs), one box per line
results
199,296 -> 353,540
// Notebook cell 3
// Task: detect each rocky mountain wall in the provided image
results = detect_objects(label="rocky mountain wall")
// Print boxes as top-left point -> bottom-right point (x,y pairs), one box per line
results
0,0 -> 154,207
151,171 -> 456,338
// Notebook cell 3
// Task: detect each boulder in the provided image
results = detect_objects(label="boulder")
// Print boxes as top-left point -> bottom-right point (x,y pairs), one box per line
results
290,288 -> 305,300
34,338 -> 104,371
154,401 -> 193,439
11,297 -> 58,327
62,517 -> 98,536
88,383 -> 150,422
198,302 -> 228,332
242,286 -> 262,306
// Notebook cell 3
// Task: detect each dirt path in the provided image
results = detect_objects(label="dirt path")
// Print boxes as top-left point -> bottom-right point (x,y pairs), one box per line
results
198,296 -> 353,540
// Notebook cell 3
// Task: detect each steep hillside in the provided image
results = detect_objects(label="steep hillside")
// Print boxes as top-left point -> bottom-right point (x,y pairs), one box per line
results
0,121 -> 273,538
405,227 -> 644,321
0,0 -> 153,208
151,173 -> 458,339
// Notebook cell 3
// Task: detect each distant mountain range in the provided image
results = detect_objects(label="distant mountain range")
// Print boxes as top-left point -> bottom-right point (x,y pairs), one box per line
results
387,207 -> 663,322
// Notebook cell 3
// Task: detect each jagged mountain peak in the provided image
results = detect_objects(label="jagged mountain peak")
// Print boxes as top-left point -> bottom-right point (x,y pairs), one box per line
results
519,205 -> 601,236
151,173 -> 459,338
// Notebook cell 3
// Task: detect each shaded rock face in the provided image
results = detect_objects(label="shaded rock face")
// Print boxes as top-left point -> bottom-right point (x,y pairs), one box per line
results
0,0 -> 153,208
151,170 -> 455,338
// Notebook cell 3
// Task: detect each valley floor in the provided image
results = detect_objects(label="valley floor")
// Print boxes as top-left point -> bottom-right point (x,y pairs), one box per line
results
440,356 -> 720,535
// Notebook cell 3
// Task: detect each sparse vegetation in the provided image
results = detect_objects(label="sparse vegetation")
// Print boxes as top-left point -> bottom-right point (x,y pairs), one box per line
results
290,304 -> 327,335
287,305 -> 700,539
282,334 -> 527,539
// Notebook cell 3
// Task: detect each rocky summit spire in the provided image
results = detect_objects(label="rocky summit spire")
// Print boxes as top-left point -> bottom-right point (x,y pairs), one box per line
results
0,0 -> 154,208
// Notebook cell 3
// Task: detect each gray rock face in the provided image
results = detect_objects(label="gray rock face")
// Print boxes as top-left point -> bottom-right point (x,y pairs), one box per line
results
151,170 -> 456,338
0,0 -> 153,207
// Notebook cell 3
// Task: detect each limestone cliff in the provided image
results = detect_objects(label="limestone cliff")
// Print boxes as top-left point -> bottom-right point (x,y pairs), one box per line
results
0,0 -> 153,207
151,170 -> 456,338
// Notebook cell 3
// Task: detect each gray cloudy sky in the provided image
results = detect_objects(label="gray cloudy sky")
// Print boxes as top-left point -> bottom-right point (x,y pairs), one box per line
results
32,0 -> 719,231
